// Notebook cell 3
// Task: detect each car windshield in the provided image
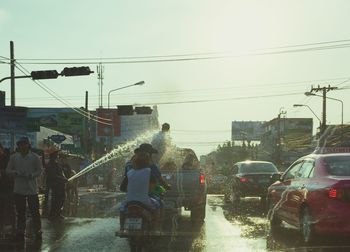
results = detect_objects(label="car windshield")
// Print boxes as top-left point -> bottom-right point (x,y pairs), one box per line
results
2,1 -> 350,251
239,163 -> 278,173
324,156 -> 350,176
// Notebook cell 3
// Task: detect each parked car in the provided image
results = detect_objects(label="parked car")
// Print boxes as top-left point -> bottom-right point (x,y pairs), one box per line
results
224,160 -> 279,205
267,151 -> 350,244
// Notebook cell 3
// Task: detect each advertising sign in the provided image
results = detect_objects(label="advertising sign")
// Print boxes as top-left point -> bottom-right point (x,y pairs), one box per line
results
0,106 -> 27,132
27,108 -> 84,135
96,108 -> 121,137
231,121 -> 266,141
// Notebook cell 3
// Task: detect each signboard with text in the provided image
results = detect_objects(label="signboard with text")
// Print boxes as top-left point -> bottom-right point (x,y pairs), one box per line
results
96,108 -> 121,137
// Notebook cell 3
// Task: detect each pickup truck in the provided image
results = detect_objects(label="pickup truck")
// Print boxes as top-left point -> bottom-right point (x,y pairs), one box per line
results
159,148 -> 207,223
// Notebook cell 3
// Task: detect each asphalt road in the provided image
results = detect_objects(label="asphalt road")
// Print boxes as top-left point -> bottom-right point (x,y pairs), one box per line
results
1,192 -> 350,251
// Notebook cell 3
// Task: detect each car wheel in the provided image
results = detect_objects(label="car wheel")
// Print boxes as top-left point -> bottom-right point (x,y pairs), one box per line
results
191,204 -> 206,224
231,191 -> 241,207
260,196 -> 267,210
268,200 -> 281,232
224,191 -> 230,203
300,207 -> 316,244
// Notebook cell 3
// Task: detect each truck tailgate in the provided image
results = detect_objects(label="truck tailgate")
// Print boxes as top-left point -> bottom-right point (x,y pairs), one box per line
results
161,169 -> 204,196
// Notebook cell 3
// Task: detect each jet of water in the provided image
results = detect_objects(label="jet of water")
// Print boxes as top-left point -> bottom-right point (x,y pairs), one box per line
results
68,130 -> 156,182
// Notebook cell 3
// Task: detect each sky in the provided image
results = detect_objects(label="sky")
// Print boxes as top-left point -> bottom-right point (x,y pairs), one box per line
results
1,0 -> 350,156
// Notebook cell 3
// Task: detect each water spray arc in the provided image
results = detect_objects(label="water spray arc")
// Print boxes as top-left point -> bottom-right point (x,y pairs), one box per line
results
68,131 -> 157,182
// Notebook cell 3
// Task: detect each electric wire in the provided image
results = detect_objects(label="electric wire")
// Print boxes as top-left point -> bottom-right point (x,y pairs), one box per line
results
133,91 -> 303,106
14,62 -> 113,123
15,43 -> 350,65
15,38 -> 350,62
8,76 -> 350,106
15,63 -> 112,126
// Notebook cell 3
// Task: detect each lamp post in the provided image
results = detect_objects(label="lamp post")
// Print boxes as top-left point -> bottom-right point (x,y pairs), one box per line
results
107,81 -> 145,150
293,104 -> 322,124
305,92 -> 344,125
107,81 -> 145,109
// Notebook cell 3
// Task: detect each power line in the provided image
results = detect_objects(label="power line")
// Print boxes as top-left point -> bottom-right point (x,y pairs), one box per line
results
15,43 -> 350,65
134,91 -> 303,106
15,38 -> 350,62
15,63 -> 112,126
7,76 -> 350,103
0,55 -> 9,60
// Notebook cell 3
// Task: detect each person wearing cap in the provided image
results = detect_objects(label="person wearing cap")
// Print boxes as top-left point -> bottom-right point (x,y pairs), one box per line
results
124,143 -> 170,190
6,137 -> 43,242
46,147 -> 68,220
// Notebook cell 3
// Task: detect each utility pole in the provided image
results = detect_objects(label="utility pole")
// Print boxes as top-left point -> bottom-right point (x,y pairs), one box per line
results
276,108 -> 286,168
97,63 -> 104,108
309,85 -> 338,135
83,91 -> 89,155
10,41 -> 15,107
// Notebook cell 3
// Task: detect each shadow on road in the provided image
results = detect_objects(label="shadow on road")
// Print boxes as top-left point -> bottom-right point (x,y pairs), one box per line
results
267,226 -> 350,252
153,211 -> 206,251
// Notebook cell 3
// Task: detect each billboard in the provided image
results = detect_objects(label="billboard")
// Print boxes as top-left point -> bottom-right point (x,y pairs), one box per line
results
0,106 -> 27,132
231,121 -> 266,141
96,108 -> 121,137
27,108 -> 84,135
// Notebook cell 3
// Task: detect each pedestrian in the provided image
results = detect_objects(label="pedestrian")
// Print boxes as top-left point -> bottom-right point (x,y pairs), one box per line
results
105,167 -> 116,191
46,147 -> 67,220
0,143 -> 15,238
151,123 -> 172,165
6,137 -> 43,242
61,154 -> 78,214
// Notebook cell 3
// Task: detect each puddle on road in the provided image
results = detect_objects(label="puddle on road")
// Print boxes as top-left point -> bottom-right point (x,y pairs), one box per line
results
62,192 -> 124,218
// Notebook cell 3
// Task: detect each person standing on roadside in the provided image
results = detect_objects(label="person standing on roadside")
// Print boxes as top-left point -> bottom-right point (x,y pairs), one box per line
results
6,137 -> 43,242
46,147 -> 67,220
0,143 -> 15,237
61,155 -> 78,214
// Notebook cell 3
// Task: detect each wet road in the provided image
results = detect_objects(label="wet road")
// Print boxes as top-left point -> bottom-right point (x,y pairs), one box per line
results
1,193 -> 350,251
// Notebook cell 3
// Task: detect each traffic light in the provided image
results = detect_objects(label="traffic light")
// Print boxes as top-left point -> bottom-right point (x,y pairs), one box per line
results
61,66 -> 93,77
117,105 -> 134,115
135,106 -> 153,114
31,70 -> 59,80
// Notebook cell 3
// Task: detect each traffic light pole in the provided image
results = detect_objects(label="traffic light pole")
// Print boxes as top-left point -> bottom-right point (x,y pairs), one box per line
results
0,75 -> 31,83
10,41 -> 15,106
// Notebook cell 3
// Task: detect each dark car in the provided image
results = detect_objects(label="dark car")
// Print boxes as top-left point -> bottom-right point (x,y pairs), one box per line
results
224,160 -> 279,206
267,150 -> 350,244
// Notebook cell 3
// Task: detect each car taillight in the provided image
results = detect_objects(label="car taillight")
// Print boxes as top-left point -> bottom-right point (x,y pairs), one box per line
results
200,174 -> 205,185
328,188 -> 345,200
240,177 -> 249,183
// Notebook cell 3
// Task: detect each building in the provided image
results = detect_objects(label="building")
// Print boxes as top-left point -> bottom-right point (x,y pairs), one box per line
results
0,103 -> 159,156
260,117 -> 313,167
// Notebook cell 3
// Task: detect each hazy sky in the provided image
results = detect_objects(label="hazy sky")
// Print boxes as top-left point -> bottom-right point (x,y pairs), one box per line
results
1,0 -> 350,155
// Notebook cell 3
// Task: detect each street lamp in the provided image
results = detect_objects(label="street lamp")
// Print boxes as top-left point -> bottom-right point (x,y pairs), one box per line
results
107,81 -> 145,109
107,81 -> 145,150
305,92 -> 344,125
293,104 -> 322,124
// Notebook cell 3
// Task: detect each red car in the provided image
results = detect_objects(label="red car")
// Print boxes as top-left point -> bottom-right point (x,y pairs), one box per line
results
267,150 -> 350,244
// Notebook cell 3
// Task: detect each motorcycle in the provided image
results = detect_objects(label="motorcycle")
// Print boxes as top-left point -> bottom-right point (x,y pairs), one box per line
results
116,185 -> 167,251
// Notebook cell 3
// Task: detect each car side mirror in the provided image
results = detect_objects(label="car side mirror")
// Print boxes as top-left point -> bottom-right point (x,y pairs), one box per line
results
270,173 -> 281,183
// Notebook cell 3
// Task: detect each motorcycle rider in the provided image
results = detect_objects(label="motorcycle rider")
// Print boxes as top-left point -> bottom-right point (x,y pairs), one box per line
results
120,151 -> 161,231
124,143 -> 170,192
